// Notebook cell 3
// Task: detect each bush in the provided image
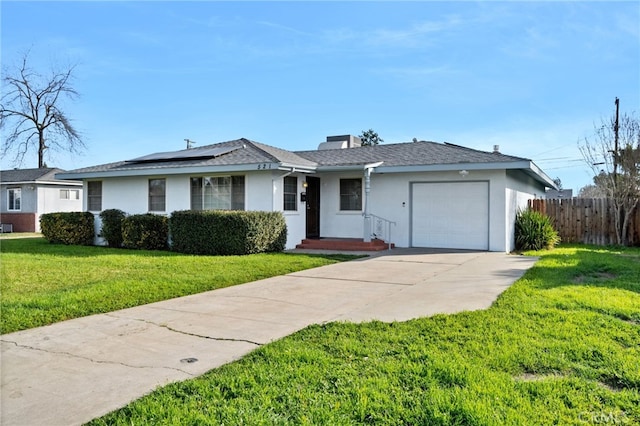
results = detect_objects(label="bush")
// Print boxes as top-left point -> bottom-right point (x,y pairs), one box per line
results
515,208 -> 560,251
99,209 -> 126,248
170,210 -> 287,255
122,214 -> 168,250
40,212 -> 95,245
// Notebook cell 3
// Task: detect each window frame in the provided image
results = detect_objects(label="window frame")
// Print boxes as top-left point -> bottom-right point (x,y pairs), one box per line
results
60,189 -> 79,200
190,175 -> 245,211
148,178 -> 166,212
339,178 -> 363,212
87,181 -> 102,212
7,188 -> 21,211
283,176 -> 298,211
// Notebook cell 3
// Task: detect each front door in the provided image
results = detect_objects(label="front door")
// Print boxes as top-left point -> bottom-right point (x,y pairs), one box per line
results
305,176 -> 320,238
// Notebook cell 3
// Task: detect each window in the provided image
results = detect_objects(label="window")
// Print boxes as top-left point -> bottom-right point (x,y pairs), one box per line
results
148,179 -> 166,212
190,176 -> 245,211
340,178 -> 362,211
87,181 -> 102,211
8,188 -> 21,211
60,189 -> 80,200
283,176 -> 297,211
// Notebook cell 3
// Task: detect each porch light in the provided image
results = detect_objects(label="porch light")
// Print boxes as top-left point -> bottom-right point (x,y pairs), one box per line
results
302,181 -> 308,188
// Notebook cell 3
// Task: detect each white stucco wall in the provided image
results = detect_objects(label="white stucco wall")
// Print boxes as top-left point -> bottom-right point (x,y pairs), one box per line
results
311,168 -> 544,252
365,169 -> 508,250
35,184 -> 83,232
80,167 -> 547,252
84,171 -> 307,249
37,185 -> 83,214
504,170 -> 547,252
271,171 -> 307,249
316,172 -> 366,239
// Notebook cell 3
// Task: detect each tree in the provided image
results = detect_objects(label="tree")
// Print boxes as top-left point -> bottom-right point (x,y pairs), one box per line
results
553,177 -> 563,191
359,129 -> 384,146
577,183 -> 607,198
578,107 -> 640,245
1,52 -> 84,168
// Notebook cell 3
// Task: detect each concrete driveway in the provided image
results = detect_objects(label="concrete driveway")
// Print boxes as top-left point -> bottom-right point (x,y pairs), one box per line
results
1,249 -> 537,426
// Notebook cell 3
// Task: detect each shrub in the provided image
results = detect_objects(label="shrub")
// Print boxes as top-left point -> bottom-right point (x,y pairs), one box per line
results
515,208 -> 560,251
40,212 -> 95,245
170,210 -> 287,255
122,214 -> 168,250
99,209 -> 126,248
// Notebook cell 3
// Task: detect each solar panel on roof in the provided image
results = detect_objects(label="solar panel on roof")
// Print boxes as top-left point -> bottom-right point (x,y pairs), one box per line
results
126,145 -> 240,163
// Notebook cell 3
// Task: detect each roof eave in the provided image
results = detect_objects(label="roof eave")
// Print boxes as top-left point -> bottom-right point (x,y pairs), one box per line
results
56,163 -> 285,179
1,179 -> 82,186
278,163 -> 317,173
316,164 -> 370,172
374,160 -> 557,188
521,160 -> 558,189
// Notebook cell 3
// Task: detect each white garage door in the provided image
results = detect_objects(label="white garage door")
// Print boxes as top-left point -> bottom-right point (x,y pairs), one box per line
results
411,181 -> 489,250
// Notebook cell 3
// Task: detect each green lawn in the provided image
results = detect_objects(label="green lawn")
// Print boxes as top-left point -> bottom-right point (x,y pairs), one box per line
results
0,237 -> 358,334
88,245 -> 640,425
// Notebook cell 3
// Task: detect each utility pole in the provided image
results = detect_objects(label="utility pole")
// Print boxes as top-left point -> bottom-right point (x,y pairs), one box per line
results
613,97 -> 619,183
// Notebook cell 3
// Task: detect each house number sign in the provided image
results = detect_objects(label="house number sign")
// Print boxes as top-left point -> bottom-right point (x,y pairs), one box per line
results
257,163 -> 273,170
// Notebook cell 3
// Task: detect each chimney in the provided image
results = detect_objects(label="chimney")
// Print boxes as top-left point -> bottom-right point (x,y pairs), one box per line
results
493,145 -> 500,154
318,135 -> 362,150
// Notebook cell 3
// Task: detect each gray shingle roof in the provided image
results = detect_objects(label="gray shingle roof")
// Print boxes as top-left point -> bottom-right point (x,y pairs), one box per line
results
294,141 -> 528,167
62,139 -> 316,175
250,140 -> 317,168
58,138 -> 538,180
0,168 -> 68,183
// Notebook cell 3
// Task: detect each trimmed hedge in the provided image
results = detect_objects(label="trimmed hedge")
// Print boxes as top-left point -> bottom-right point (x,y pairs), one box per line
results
170,210 -> 287,255
40,212 -> 95,245
122,214 -> 168,251
99,209 -> 126,248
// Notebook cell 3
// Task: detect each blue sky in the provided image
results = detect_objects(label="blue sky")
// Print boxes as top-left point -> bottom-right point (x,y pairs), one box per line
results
2,1 -> 639,192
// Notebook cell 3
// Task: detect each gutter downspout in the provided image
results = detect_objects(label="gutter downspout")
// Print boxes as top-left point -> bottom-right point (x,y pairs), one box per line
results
363,161 -> 384,242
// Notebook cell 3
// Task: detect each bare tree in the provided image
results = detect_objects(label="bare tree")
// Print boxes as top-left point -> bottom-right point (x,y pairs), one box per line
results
579,110 -> 640,245
577,182 -> 607,198
1,52 -> 84,168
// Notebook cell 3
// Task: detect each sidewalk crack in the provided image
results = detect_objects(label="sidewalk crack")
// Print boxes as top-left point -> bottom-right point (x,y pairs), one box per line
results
105,314 -> 263,347
1,338 -> 195,376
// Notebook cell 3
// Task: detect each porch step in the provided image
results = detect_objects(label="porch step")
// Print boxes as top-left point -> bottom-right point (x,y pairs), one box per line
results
295,238 -> 394,251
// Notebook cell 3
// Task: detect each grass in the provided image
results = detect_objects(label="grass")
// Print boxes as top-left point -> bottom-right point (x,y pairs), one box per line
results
0,232 -> 41,239
0,237 -> 359,334
87,245 -> 640,425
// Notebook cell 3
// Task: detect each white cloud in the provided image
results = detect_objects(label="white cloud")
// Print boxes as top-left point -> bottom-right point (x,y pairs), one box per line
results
322,15 -> 463,50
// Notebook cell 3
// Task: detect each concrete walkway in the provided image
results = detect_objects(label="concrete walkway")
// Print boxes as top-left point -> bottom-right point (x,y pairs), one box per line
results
1,249 -> 537,426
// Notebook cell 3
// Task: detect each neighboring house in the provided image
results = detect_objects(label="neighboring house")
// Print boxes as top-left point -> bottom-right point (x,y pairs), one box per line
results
56,136 -> 556,252
545,188 -> 573,199
0,168 -> 83,232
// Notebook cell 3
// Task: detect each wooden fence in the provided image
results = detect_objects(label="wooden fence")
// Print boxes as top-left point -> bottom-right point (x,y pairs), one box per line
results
528,198 -> 640,246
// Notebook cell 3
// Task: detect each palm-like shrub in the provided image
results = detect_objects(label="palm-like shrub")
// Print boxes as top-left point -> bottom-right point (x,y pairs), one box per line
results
515,209 -> 560,251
